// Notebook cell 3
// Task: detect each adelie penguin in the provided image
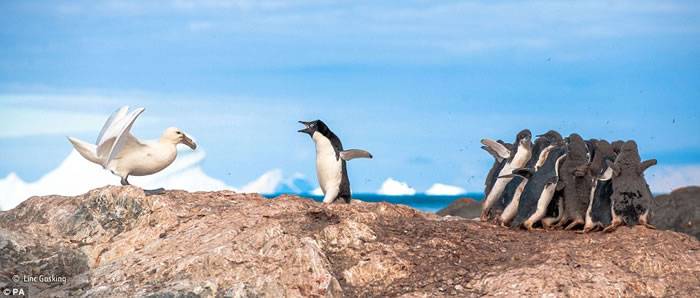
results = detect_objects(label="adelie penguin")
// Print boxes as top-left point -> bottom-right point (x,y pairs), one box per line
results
582,140 -> 616,233
481,139 -> 516,218
555,133 -> 594,230
299,120 -> 373,204
498,130 -> 562,226
603,140 -> 657,232
501,131 -> 566,229
479,129 -> 532,221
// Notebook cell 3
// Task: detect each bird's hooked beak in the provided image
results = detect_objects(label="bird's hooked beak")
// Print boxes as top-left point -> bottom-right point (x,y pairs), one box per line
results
180,133 -> 197,150
298,120 -> 313,135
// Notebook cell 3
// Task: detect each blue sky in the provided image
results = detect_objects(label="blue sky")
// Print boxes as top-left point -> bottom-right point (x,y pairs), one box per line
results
1,0 -> 699,193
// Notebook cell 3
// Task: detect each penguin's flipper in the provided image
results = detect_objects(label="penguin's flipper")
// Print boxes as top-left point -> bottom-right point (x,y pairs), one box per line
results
480,139 -> 511,160
340,149 -> 373,161
481,146 -> 504,162
499,168 -> 533,179
639,159 -> 657,173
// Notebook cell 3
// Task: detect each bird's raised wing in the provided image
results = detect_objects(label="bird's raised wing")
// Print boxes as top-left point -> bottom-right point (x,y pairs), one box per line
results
480,138 -> 511,160
96,106 -> 129,145
96,107 -> 145,167
340,149 -> 373,161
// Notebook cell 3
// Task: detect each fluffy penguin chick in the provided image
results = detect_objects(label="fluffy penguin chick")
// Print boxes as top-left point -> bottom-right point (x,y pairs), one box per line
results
604,140 -> 657,232
556,133 -> 593,230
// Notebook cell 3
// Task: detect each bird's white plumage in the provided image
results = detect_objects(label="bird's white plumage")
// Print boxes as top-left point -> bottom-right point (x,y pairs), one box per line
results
96,106 -> 128,145
68,106 -> 195,183
96,107 -> 145,167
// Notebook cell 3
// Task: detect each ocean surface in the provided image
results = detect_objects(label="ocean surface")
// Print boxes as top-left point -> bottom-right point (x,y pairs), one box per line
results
265,193 -> 485,213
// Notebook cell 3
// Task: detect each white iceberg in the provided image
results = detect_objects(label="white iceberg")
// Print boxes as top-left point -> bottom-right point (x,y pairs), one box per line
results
425,183 -> 466,195
377,178 -> 416,196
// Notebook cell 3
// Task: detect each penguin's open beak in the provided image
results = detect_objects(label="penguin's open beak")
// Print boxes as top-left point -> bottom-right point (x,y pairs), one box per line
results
180,134 -> 197,150
298,121 -> 313,135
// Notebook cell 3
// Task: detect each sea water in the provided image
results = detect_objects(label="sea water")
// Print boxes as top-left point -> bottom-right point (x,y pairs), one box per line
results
265,193 -> 485,213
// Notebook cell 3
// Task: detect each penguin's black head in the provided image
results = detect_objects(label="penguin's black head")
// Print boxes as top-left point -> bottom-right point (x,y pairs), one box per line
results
614,140 -> 644,176
298,120 -> 331,137
611,140 -> 625,154
536,130 -> 564,146
594,140 -> 614,159
620,140 -> 641,162
515,129 -> 532,146
621,140 -> 639,154
566,133 -> 588,160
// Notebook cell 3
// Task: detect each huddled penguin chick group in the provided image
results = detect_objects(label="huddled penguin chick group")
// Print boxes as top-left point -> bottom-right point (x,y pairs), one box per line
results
481,130 -> 657,233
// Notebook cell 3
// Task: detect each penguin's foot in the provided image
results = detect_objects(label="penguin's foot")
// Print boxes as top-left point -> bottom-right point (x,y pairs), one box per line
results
603,220 -> 623,233
495,217 -> 503,226
499,220 -> 511,228
120,176 -> 130,186
564,220 -> 584,231
552,220 -> 568,229
580,224 -> 593,234
144,188 -> 166,196
641,223 -> 657,230
580,224 -> 599,234
602,225 -> 617,233
479,210 -> 490,222
541,218 -> 557,230
639,214 -> 656,230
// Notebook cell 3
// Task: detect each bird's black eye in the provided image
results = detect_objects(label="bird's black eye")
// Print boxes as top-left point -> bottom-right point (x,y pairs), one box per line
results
176,131 -> 181,135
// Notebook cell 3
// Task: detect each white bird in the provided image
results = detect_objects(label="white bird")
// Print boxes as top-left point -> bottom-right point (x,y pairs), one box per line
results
67,106 -> 197,187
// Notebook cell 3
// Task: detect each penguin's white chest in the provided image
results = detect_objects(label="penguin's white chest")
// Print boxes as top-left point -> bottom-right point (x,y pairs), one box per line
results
313,133 -> 342,193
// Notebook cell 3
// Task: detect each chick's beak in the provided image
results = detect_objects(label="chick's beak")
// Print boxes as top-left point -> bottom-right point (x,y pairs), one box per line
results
181,134 -> 197,150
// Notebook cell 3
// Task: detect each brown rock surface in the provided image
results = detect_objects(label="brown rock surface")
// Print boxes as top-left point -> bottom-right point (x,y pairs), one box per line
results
1,186 -> 699,297
652,186 -> 700,239
436,197 -> 482,219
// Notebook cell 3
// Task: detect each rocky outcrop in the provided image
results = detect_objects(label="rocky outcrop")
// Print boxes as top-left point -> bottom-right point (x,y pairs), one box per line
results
1,186 -> 699,297
652,186 -> 700,239
436,198 -> 481,219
